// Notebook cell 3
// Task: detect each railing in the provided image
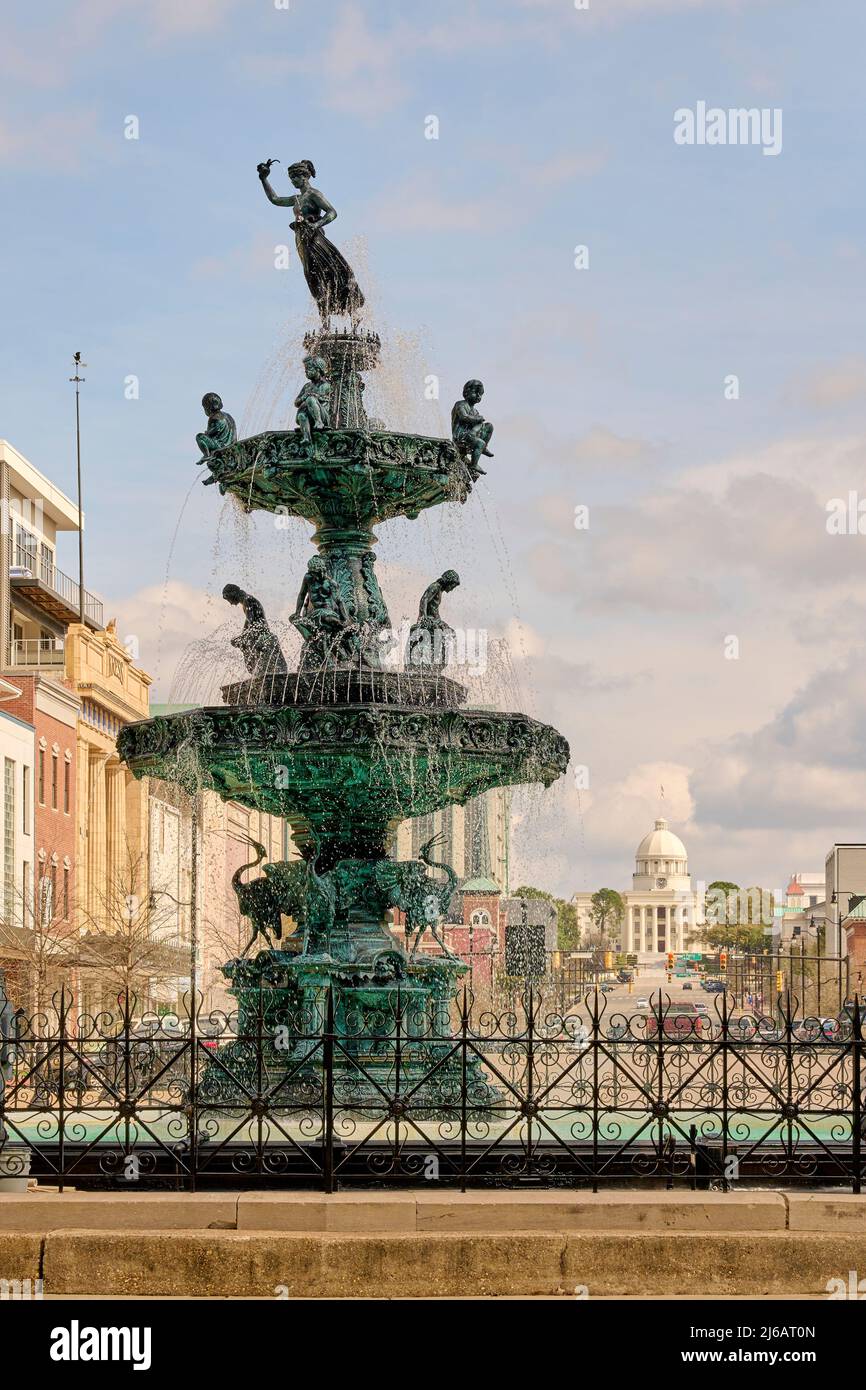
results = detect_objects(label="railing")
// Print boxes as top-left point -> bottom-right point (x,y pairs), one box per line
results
10,543 -> 103,626
1,987 -> 864,1192
8,638 -> 65,669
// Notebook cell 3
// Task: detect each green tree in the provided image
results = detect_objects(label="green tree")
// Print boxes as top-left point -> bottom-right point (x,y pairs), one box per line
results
590,888 -> 625,938
513,885 -> 579,951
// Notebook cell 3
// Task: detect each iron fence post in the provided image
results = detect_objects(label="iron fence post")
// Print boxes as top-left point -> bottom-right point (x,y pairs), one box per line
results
323,985 -> 334,1194
58,986 -> 67,1193
853,992 -> 861,1195
526,984 -> 535,1180
721,988 -> 729,1192
460,987 -> 468,1194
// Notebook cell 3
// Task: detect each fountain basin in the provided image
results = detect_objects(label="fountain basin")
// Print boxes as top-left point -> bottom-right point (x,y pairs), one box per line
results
200,428 -> 471,524
118,701 -> 569,866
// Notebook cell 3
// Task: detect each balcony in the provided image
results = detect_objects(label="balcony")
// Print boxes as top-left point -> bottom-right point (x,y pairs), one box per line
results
9,544 -> 103,628
8,637 -> 65,670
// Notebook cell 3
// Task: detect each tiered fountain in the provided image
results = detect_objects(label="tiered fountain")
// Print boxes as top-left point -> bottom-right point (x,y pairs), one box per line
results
118,156 -> 569,1102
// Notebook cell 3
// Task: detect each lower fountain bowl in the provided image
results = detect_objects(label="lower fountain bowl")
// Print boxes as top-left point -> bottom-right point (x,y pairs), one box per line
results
117,700 -> 570,865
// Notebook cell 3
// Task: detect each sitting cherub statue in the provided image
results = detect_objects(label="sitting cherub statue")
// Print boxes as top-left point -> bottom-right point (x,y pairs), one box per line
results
295,355 -> 331,448
196,392 -> 237,460
451,379 -> 494,478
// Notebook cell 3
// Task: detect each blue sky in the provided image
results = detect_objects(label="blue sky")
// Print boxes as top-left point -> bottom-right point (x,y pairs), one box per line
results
2,0 -> 866,896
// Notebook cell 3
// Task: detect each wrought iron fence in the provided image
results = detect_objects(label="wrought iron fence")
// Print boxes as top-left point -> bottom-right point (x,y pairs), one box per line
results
1,988 -> 864,1191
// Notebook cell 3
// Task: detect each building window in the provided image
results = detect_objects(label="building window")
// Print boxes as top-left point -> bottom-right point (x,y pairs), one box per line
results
22,765 -> 29,835
63,759 -> 70,815
51,753 -> 58,810
63,865 -> 70,919
3,759 -> 14,922
38,749 -> 45,805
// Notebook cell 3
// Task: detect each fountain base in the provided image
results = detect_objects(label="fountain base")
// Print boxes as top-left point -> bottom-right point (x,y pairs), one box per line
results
200,949 -> 496,1112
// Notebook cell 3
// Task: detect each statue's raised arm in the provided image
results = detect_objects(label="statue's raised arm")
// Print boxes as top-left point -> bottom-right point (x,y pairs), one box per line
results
256,156 -> 364,326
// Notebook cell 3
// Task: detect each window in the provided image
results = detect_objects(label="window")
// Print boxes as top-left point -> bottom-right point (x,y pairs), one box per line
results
3,759 -> 14,922
63,759 -> 70,814
63,865 -> 70,919
51,753 -> 58,810
22,765 -> 29,834
37,749 -> 45,805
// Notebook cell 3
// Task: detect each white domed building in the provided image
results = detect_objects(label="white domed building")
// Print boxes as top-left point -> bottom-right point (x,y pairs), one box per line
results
574,818 -> 703,958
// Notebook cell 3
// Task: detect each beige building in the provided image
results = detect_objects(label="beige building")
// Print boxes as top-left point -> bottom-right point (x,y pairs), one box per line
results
147,775 -> 291,1011
65,620 -> 151,925
574,817 -> 703,958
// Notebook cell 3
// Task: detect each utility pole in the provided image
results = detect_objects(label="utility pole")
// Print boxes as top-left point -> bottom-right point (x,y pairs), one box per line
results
69,352 -> 86,624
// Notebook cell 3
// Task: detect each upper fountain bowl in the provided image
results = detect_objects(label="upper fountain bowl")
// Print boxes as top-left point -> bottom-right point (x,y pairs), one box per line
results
201,427 -> 473,529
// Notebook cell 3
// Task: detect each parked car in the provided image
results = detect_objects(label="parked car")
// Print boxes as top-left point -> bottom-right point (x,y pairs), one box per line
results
730,1014 -> 782,1042
644,1006 -> 709,1040
794,1016 -> 839,1043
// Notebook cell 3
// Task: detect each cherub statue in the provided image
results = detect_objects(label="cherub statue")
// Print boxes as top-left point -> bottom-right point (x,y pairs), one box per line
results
222,584 -> 288,681
295,354 -> 331,447
451,380 -> 494,478
196,393 -> 237,460
406,570 -> 460,671
290,557 -> 359,667
257,157 -> 364,325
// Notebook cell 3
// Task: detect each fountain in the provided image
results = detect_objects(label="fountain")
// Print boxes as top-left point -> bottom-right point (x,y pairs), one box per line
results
117,156 -> 569,1105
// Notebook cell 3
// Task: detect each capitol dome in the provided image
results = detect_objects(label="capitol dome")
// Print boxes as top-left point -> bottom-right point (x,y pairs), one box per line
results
634,818 -> 689,880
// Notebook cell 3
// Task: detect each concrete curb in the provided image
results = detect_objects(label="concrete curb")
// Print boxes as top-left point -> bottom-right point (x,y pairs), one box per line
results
27,1228 -> 866,1299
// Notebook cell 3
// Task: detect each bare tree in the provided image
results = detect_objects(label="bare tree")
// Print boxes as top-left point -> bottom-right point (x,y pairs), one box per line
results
0,856 -> 81,1017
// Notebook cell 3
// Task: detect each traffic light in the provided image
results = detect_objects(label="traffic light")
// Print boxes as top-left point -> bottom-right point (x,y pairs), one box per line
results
667,952 -> 675,969
719,951 -> 728,969
775,971 -> 783,993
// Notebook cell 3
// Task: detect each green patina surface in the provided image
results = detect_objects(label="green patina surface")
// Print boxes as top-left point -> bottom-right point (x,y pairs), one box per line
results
117,187 -> 569,1105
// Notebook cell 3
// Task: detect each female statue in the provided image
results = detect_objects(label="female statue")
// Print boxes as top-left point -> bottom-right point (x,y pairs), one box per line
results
290,557 -> 359,667
406,570 -> 460,670
222,584 -> 288,680
257,158 -> 365,325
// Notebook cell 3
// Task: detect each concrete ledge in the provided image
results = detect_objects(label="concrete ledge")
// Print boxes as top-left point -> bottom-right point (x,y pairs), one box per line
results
0,1188 -> 789,1235
787,1194 -> 866,1231
0,1232 -> 42,1282
412,1190 -> 787,1232
0,1192 -> 237,1232
40,1229 -> 866,1298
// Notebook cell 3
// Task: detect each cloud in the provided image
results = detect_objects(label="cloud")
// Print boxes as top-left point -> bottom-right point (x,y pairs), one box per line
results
528,150 -> 608,187
572,426 -> 656,468
243,2 -> 550,117
692,652 -> 866,834
369,176 -> 492,233
0,109 -> 103,170
795,357 -> 866,410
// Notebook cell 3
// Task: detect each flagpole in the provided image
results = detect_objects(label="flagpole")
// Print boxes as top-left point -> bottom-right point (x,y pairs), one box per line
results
69,352 -> 86,625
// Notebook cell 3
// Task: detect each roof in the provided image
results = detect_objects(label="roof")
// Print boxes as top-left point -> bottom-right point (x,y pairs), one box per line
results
0,439 -> 82,531
636,817 -> 687,860
460,876 -> 501,894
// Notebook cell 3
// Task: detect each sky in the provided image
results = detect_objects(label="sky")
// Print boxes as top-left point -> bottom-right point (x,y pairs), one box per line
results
2,0 -> 865,899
